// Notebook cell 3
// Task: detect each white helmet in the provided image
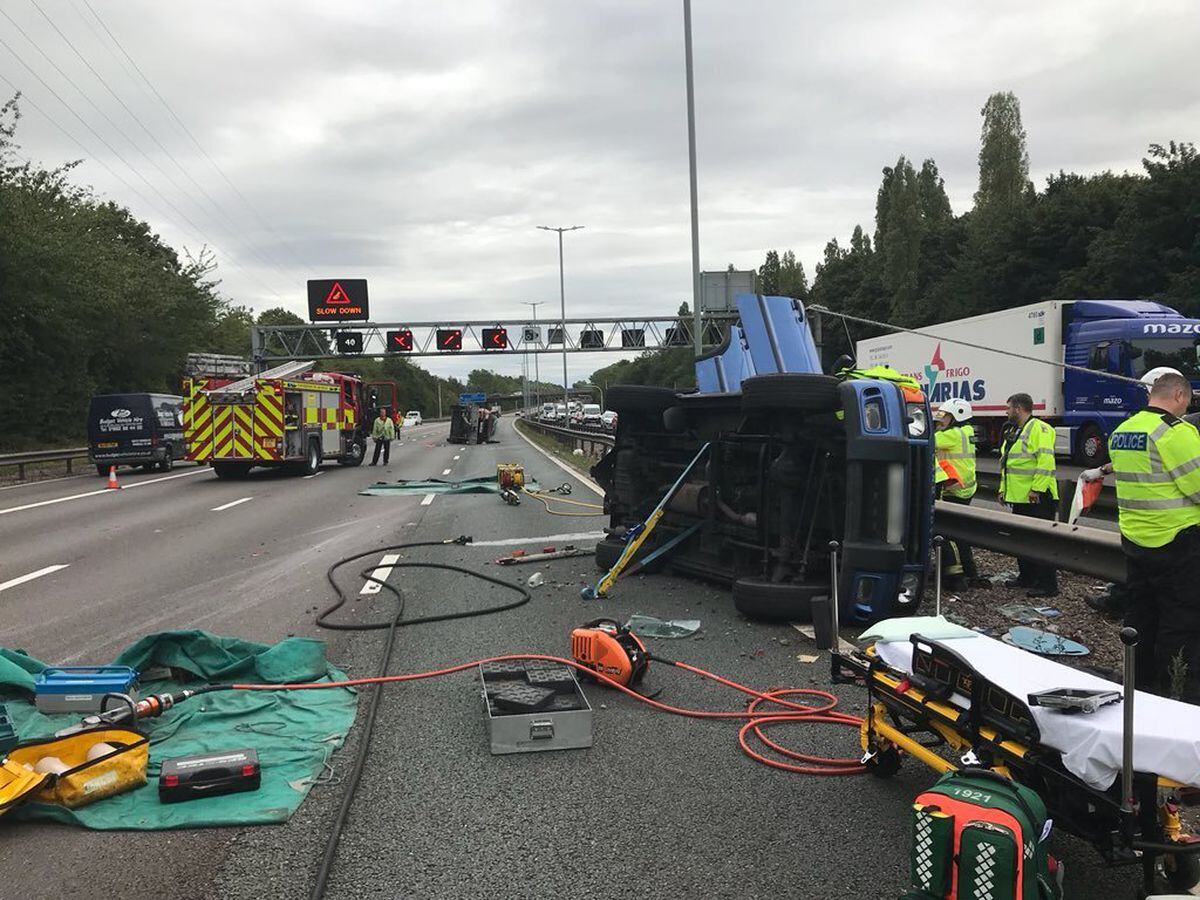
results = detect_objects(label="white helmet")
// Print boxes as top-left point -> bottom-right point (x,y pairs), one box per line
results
937,398 -> 973,423
1140,366 -> 1183,391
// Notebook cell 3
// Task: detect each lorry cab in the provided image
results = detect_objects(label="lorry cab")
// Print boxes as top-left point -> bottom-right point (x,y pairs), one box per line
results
87,393 -> 185,475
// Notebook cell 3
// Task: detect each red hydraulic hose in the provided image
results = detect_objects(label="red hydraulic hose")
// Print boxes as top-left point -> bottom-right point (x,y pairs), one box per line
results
229,652 -> 865,776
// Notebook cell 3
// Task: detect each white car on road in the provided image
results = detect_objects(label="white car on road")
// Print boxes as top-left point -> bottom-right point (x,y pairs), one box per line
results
402,411 -> 422,427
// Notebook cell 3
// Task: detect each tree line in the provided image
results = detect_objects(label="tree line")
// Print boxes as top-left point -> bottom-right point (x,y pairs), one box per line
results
590,91 -> 1200,386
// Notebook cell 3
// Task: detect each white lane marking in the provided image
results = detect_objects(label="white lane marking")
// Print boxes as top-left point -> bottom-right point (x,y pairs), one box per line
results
0,564 -> 70,593
361,552 -> 401,595
441,468 -> 452,475
303,471 -> 324,479
511,422 -> 603,495
211,496 -> 253,512
453,455 -> 460,460
0,467 -> 210,517
469,531 -> 606,547
421,493 -> 436,506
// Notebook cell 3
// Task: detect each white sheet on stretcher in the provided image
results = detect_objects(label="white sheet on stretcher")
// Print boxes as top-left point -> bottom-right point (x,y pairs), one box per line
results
874,632 -> 1200,791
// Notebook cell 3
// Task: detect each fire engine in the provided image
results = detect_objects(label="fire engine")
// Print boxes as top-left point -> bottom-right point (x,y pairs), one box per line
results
182,360 -> 395,478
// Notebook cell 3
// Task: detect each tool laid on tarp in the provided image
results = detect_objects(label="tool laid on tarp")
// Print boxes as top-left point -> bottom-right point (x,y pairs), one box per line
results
582,442 -> 711,599
495,546 -> 591,566
0,631 -> 355,830
159,748 -> 261,804
34,666 -> 140,714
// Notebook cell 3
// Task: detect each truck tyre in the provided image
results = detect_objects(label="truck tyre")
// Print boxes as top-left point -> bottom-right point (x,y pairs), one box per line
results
339,440 -> 365,467
606,385 -> 679,414
1075,423 -> 1108,466
732,578 -> 826,622
741,374 -> 840,412
213,462 -> 251,480
594,537 -> 661,574
301,440 -> 322,476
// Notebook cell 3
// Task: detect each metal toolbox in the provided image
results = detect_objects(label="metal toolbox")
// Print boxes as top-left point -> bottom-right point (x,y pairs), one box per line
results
480,660 -> 593,755
33,666 -> 139,714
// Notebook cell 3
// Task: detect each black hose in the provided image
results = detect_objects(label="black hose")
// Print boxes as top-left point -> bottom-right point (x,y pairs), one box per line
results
309,537 -> 532,900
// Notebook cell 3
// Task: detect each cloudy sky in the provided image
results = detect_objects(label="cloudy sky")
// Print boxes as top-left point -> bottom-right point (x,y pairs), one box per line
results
2,0 -> 1197,383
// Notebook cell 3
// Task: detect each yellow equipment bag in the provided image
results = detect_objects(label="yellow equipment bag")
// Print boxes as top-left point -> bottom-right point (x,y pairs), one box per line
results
497,463 -> 525,490
3,727 -> 148,812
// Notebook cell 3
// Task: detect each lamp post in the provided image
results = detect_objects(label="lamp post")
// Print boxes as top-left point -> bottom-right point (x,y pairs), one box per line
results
523,300 -> 543,411
537,225 -> 584,414
683,0 -> 702,355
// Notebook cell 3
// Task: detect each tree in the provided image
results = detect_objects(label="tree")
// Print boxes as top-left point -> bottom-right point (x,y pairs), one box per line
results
256,306 -> 329,355
758,250 -> 781,295
975,91 -> 1031,214
779,250 -> 809,299
917,159 -> 953,224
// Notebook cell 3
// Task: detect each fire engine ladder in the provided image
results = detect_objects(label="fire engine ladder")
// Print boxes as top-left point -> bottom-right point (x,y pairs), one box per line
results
203,360 -> 315,398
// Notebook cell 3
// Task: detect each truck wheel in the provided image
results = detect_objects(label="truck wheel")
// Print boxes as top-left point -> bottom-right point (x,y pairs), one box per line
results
732,578 -> 826,622
339,440 -> 365,467
741,374 -> 840,412
1075,424 -> 1108,466
606,385 -> 678,414
300,440 -> 322,476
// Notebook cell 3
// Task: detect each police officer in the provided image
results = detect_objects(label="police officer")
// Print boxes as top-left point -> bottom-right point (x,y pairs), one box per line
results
935,399 -> 977,589
999,392 -> 1059,597
1086,371 -> 1200,702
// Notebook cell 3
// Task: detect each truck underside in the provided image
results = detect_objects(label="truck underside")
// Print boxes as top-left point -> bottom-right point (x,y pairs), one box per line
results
593,373 -> 932,624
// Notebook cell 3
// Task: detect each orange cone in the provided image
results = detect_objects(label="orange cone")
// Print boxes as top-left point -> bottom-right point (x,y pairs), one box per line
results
106,466 -> 121,490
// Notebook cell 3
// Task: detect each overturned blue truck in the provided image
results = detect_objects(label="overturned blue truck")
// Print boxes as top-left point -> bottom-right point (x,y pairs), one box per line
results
592,295 -> 935,624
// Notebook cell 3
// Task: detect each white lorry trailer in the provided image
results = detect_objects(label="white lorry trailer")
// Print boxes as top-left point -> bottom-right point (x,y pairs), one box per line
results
856,299 -> 1200,464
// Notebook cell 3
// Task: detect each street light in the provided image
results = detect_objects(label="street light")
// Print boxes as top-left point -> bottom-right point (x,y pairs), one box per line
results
537,225 -> 584,414
522,300 -> 543,411
683,0 -> 702,355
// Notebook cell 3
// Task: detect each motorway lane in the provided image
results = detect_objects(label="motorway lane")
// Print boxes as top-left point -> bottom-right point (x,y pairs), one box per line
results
0,421 -> 465,900
1,419 -> 1144,899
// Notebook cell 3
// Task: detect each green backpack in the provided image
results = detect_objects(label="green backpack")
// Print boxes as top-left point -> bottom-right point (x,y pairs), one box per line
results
899,769 -> 1065,900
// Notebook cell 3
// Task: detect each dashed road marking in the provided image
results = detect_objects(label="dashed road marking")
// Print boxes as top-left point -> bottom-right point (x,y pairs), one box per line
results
211,496 -> 253,512
421,494 -> 436,506
361,553 -> 401,595
0,564 -> 69,594
442,468 -> 452,475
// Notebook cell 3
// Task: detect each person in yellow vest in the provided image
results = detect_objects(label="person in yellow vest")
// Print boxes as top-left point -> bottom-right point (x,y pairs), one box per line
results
369,407 -> 395,466
935,399 -> 977,589
1083,371 -> 1200,702
999,392 -> 1059,597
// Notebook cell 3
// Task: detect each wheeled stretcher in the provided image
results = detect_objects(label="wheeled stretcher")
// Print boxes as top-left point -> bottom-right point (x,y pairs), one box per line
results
832,625 -> 1200,896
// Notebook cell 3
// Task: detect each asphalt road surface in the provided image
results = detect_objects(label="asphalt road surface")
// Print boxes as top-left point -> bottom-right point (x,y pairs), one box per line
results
0,419 -> 1148,898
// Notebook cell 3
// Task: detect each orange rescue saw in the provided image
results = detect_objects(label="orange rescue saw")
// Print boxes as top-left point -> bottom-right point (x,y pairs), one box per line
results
569,618 -> 649,687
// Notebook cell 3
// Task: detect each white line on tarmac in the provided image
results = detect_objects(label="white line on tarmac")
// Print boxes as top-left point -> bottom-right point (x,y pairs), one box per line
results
421,493 -> 436,506
511,422 -> 603,495
441,468 -> 452,475
360,552 -> 401,594
0,467 -> 210,517
453,455 -> 460,460
303,471 -> 324,479
211,496 -> 253,512
468,531 -> 606,547
0,564 -> 69,593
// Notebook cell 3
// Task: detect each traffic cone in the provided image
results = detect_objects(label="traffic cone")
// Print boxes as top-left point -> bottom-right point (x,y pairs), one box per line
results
106,466 -> 121,490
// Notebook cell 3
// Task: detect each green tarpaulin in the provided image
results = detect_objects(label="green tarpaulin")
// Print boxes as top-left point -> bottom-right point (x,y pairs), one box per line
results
0,631 -> 357,830
360,475 -> 540,496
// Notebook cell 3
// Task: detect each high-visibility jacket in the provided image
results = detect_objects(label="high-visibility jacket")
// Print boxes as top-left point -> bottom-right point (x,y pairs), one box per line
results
1109,407 -> 1200,548
935,424 -> 976,500
999,417 -> 1058,502
371,417 -> 395,440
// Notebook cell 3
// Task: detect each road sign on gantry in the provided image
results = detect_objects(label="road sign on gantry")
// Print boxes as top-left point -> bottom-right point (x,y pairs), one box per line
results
436,329 -> 463,351
483,327 -> 508,349
386,329 -> 413,352
336,331 -> 364,354
308,279 -> 369,321
522,326 -> 540,344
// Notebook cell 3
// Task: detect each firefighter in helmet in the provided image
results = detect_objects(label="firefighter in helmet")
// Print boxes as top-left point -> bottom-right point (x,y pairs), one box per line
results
935,398 -> 977,589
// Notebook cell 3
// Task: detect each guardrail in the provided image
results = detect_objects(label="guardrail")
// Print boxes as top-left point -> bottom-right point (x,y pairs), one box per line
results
975,458 -> 1116,521
516,418 -> 615,455
0,448 -> 91,480
933,499 -> 1125,584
